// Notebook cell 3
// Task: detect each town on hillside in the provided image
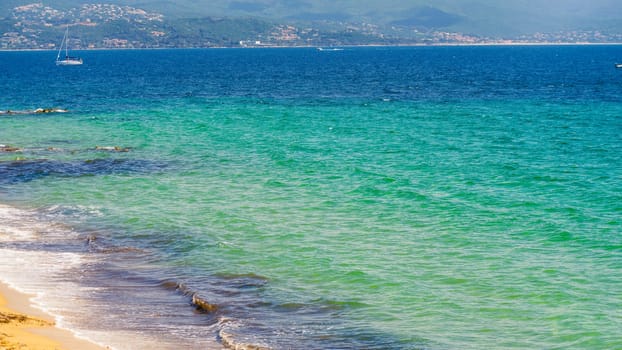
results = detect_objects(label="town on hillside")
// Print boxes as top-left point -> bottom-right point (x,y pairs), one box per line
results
2,3 -> 622,50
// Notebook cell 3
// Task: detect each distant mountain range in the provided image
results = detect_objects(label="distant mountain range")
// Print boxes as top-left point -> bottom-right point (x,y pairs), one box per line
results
1,1 -> 622,49
17,0 -> 617,36
3,0 -> 622,35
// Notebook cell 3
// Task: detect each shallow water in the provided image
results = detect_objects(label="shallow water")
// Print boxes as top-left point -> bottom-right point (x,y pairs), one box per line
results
1,46 -> 622,349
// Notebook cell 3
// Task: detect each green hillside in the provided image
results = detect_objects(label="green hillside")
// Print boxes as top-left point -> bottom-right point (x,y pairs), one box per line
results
2,0 -> 622,36
100,0 -> 622,36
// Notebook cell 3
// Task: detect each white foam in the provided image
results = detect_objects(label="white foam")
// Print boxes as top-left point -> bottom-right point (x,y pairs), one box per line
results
0,248 -> 84,311
0,204 -> 114,348
42,204 -> 105,218
0,204 -> 39,240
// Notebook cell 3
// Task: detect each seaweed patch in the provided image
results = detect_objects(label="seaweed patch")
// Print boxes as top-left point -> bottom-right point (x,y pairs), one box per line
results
0,158 -> 167,185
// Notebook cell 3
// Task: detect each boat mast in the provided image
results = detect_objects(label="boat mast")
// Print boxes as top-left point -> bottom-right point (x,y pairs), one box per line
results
64,26 -> 69,58
56,26 -> 67,61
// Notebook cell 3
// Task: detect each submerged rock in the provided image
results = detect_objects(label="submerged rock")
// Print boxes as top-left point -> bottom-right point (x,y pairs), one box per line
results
34,108 -> 68,114
192,294 -> 219,313
94,146 -> 131,152
0,144 -> 21,152
0,108 -> 68,115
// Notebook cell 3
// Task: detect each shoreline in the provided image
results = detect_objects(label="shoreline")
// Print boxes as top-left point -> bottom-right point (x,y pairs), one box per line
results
0,202 -> 226,350
1,41 -> 622,52
0,282 -> 108,350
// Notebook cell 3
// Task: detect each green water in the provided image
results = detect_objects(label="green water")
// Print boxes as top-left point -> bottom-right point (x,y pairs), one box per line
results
2,98 -> 621,349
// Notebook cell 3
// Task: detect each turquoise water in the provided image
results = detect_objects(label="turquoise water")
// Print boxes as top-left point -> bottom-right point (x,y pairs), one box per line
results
1,47 -> 622,349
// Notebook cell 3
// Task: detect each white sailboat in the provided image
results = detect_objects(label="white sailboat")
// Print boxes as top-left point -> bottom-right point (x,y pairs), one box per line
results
56,26 -> 83,66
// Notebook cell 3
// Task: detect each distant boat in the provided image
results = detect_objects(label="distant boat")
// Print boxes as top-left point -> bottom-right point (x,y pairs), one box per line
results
56,26 -> 82,66
317,47 -> 344,51
616,63 -> 622,69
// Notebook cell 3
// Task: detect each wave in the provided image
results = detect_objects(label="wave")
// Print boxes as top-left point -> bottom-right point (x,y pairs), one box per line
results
158,278 -> 272,349
158,279 -> 219,313
0,205 -> 101,346
219,328 -> 271,350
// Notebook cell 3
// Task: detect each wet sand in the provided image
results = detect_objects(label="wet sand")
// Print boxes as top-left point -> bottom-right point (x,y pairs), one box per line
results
0,282 -> 107,350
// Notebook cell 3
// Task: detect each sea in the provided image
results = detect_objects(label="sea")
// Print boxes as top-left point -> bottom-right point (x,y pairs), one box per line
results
1,46 -> 621,350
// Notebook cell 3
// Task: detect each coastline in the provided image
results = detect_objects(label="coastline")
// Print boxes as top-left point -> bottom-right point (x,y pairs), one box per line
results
0,282 -> 108,350
0,202 -> 227,350
1,41 -> 622,52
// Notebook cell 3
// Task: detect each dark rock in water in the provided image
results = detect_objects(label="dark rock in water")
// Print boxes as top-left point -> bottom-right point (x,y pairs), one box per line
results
95,146 -> 131,152
0,144 -> 21,152
192,294 -> 219,313
1,143 -> 130,155
85,234 -> 97,245
83,233 -> 145,254
0,108 -> 68,115
34,108 -> 68,114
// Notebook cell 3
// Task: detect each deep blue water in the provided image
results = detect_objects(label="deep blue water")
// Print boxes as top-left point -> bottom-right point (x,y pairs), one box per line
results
3,46 -> 622,106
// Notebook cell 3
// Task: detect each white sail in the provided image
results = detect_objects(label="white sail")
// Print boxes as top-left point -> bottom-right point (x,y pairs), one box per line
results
56,26 -> 83,66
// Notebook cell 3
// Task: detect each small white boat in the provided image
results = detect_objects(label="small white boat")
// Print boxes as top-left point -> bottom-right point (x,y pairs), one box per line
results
57,56 -> 83,66
615,63 -> 622,69
56,26 -> 83,66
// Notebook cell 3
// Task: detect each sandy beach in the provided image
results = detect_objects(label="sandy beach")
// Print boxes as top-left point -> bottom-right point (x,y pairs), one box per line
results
0,282 -> 106,350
